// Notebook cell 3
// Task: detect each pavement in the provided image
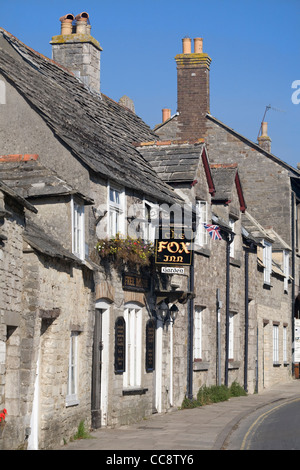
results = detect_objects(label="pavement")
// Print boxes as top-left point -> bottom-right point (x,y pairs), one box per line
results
57,379 -> 300,451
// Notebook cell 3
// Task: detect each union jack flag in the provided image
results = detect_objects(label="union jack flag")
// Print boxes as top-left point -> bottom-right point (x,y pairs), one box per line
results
204,224 -> 222,240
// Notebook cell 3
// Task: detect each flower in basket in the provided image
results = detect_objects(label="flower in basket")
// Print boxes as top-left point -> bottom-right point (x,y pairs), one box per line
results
0,409 -> 7,428
95,234 -> 154,269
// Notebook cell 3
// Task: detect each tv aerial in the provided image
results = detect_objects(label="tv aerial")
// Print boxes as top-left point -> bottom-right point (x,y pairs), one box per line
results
257,104 -> 285,140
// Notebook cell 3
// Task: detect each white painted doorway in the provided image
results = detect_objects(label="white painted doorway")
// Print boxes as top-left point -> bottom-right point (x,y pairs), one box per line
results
155,319 -> 163,413
27,354 -> 40,450
93,300 -> 110,427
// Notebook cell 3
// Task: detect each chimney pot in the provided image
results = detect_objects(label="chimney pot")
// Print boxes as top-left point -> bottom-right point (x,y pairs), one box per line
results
75,12 -> 89,21
261,121 -> 268,136
182,37 -> 192,54
194,38 -> 203,54
59,14 -> 75,35
162,108 -> 171,123
76,12 -> 89,34
258,121 -> 271,152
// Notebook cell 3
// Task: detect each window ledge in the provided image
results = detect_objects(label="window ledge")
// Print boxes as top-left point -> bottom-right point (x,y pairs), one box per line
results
66,396 -> 80,407
273,362 -> 281,367
263,282 -> 272,290
194,246 -> 211,258
193,360 -> 210,371
122,388 -> 148,396
230,257 -> 241,268
228,360 -> 240,370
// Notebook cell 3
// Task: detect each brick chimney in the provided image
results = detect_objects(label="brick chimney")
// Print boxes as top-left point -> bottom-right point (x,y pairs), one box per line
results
175,37 -> 212,140
258,122 -> 272,153
50,12 -> 102,94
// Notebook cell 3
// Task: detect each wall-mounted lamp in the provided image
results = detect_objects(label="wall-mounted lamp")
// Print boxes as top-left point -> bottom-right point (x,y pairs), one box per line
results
156,301 -> 179,324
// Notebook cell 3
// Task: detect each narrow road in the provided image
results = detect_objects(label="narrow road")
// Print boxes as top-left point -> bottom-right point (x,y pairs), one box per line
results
225,398 -> 300,450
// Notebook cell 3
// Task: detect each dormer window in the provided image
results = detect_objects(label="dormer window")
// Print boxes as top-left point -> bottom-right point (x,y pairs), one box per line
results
71,197 -> 85,260
195,201 -> 208,247
283,250 -> 289,292
263,240 -> 272,285
229,218 -> 235,258
142,199 -> 158,244
108,184 -> 125,237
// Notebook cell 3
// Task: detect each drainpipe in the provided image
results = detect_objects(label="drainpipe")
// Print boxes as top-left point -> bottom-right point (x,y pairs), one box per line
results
291,191 -> 296,376
187,252 -> 195,399
216,288 -> 222,386
244,246 -> 250,392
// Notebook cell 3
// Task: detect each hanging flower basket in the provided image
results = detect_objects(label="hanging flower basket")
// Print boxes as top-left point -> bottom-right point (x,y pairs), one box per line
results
0,409 -> 7,437
95,234 -> 154,271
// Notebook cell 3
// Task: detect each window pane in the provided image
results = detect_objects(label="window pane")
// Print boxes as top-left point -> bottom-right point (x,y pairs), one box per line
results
193,307 -> 202,360
196,201 -> 207,246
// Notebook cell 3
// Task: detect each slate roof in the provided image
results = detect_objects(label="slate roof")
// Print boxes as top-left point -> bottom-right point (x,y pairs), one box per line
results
206,114 -> 300,177
137,141 -> 206,182
210,164 -> 238,202
0,159 -> 93,204
23,217 -> 81,263
0,28 -> 181,205
241,211 -> 274,243
0,178 -> 36,213
155,112 -> 300,177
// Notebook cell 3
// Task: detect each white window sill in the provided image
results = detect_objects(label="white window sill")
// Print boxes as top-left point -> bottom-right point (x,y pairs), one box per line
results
66,395 -> 80,407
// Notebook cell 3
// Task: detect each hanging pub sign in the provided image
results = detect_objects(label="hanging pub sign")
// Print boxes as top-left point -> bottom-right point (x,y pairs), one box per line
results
155,227 -> 193,266
145,319 -> 156,372
114,317 -> 125,374
122,272 -> 150,292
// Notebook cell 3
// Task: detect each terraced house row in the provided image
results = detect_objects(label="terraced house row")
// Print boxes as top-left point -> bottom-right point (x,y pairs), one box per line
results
0,13 -> 299,449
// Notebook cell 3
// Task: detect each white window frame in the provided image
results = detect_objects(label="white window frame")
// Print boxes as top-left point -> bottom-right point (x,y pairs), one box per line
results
193,307 -> 203,360
107,183 -> 125,238
229,218 -> 235,258
283,325 -> 288,363
263,240 -> 272,285
283,250 -> 289,292
273,324 -> 279,364
71,196 -> 85,260
66,331 -> 79,407
0,80 -> 6,104
195,200 -> 208,247
142,199 -> 158,244
123,303 -> 143,388
229,312 -> 234,360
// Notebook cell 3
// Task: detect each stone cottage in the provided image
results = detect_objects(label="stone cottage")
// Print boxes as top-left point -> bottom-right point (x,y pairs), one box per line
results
153,36 -> 294,390
0,15 -> 190,449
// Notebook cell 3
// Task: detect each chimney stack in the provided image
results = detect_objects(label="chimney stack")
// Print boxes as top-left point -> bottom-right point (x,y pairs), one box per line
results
175,37 -> 212,140
50,13 -> 102,94
258,122 -> 272,153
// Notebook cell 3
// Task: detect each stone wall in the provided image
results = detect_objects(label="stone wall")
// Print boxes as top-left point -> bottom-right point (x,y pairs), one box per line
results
0,193 -> 25,449
20,249 -> 94,450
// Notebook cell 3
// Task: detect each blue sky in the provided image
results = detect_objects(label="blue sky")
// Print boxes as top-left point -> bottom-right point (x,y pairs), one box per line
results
1,0 -> 300,168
